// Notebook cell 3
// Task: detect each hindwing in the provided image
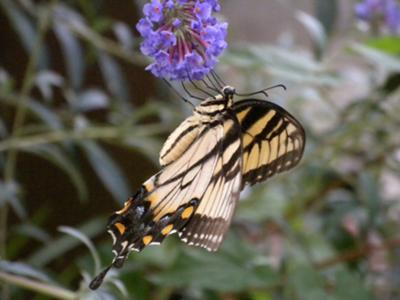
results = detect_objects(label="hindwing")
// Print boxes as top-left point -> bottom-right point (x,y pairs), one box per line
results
107,111 -> 244,264
233,99 -> 305,187
179,116 -> 242,251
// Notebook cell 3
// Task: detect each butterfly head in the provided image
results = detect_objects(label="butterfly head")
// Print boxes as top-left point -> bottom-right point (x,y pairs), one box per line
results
194,85 -> 236,116
222,86 -> 236,99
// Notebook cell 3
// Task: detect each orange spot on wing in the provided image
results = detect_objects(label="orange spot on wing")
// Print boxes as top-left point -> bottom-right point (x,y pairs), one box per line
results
181,206 -> 194,219
114,222 -> 126,234
142,235 -> 153,246
161,224 -> 174,236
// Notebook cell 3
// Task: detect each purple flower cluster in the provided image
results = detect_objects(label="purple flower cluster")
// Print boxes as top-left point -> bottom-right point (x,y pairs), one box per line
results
136,0 -> 228,80
355,0 -> 400,34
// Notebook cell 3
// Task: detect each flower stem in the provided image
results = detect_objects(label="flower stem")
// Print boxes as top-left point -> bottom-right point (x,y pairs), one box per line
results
3,4 -> 53,181
1,3 -> 54,299
0,271 -> 76,300
0,124 -> 166,152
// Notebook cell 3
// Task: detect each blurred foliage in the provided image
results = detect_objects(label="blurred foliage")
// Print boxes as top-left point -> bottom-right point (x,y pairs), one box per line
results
1,0 -> 400,300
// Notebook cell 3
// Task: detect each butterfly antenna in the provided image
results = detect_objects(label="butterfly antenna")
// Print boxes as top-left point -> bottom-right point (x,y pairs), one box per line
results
188,78 -> 215,98
202,74 -> 221,94
162,79 -> 195,107
235,84 -> 287,98
182,67 -> 214,99
210,70 -> 225,88
181,81 -> 205,101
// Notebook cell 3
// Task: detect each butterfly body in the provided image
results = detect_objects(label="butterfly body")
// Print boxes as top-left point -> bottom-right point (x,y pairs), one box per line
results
160,87 -> 235,166
90,85 -> 305,290
108,89 -> 240,257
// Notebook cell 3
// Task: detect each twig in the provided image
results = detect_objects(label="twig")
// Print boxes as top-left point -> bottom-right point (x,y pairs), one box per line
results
0,124 -> 166,152
66,21 -> 147,66
0,271 -> 76,300
1,4 -> 54,299
314,237 -> 400,270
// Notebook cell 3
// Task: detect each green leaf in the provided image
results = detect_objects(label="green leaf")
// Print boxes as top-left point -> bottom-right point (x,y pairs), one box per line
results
14,223 -> 51,243
237,184 -> 288,223
58,226 -> 100,274
224,46 -> 339,86
0,260 -> 53,283
53,11 -> 85,89
351,43 -> 400,71
356,172 -> 380,227
296,11 -> 326,58
0,180 -> 26,219
153,234 -> 279,291
75,89 -> 109,112
113,22 -> 135,51
366,37 -> 400,55
35,70 -> 64,101
27,217 -> 104,267
333,270 -> 376,300
80,141 -> 130,203
315,0 -> 338,36
0,0 -> 48,68
250,291 -> 273,300
25,144 -> 88,201
287,264 -> 327,300
98,51 -> 130,104
28,100 -> 63,130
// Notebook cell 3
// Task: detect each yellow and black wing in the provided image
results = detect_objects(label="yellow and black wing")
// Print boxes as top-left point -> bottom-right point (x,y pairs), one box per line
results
90,122 -> 225,289
178,117 -> 242,251
90,112 -> 243,289
104,112 -> 241,259
107,123 -> 222,264
233,99 -> 305,187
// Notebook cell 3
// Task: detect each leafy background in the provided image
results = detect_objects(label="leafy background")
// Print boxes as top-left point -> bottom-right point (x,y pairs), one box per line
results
1,0 -> 400,299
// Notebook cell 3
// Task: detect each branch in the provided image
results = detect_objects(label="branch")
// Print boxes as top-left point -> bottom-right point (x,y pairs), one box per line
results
314,237 -> 400,270
0,271 -> 76,300
66,21 -> 147,66
0,124 -> 166,152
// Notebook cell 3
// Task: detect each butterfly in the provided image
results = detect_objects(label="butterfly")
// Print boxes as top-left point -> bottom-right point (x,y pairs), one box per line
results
89,83 -> 305,290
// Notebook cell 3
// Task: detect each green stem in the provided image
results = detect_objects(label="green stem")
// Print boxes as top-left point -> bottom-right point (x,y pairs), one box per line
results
67,21 -> 147,66
0,271 -> 76,300
0,124 -> 166,152
1,3 -> 54,299
3,5 -> 52,181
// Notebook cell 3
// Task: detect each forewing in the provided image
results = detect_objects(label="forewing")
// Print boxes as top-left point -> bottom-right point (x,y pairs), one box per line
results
108,123 -> 223,265
233,99 -> 305,187
179,117 -> 243,251
159,115 -> 201,167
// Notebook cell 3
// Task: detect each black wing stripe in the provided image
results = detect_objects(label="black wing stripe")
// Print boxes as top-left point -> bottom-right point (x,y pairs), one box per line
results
179,116 -> 242,251
233,99 -> 305,187
159,139 -> 222,186
159,123 -> 199,162
150,127 -> 222,220
240,105 -> 274,132
209,167 -> 241,249
107,121 -> 224,263
159,119 -> 223,167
